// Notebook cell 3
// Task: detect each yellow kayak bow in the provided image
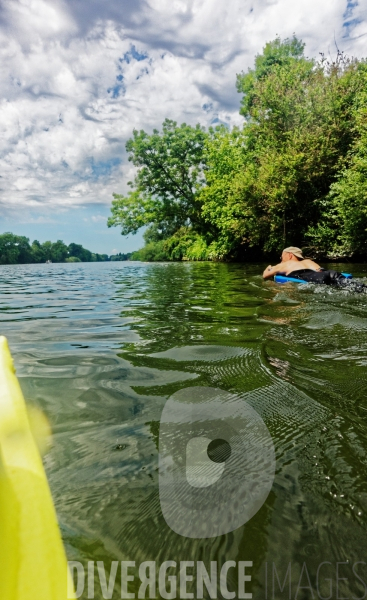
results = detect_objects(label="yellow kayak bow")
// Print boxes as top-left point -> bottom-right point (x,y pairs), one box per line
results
0,336 -> 75,600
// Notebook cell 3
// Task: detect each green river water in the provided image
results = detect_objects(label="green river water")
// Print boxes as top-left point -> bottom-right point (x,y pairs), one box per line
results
2,261 -> 367,599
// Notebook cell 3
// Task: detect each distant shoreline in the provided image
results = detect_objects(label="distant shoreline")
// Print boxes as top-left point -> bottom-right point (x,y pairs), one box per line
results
0,232 -> 131,265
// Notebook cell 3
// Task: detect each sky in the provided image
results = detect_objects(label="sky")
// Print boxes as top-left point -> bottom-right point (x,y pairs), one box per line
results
0,0 -> 366,254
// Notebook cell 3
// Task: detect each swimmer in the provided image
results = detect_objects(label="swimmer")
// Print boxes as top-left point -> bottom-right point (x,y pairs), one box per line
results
263,247 -> 366,291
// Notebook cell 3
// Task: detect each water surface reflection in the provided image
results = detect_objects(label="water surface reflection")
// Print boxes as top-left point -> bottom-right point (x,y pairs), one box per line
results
1,261 -> 367,598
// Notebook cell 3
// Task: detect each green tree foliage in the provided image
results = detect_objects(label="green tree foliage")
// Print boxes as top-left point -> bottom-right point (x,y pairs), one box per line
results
0,233 -> 33,264
107,119 -> 208,238
131,241 -> 171,262
31,240 -> 46,263
93,253 -> 110,262
110,37 -> 367,261
236,35 -> 307,117
0,234 -> 114,264
306,65 -> 367,256
110,252 -> 132,261
50,240 -> 69,262
68,243 -> 92,262
65,256 -> 82,263
203,45 -> 365,256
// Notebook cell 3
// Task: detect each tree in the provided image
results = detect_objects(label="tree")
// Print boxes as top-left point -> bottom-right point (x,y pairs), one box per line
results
236,35 -> 307,118
110,252 -> 132,261
107,119 -> 208,237
0,234 -> 112,263
42,241 -> 53,261
0,233 -> 33,264
50,240 -> 68,263
31,240 -> 46,263
68,243 -> 92,262
306,63 -> 367,256
108,37 -> 367,261
201,38 -> 365,255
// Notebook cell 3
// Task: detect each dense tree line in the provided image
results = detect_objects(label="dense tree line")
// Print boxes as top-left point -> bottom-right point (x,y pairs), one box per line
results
108,36 -> 367,261
0,233 -> 131,264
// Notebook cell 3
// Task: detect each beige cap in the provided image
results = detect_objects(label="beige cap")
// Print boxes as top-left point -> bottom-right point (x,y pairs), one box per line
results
283,246 -> 304,259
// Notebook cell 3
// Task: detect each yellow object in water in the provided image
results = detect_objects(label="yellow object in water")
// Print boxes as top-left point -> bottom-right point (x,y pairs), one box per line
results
0,336 -> 75,600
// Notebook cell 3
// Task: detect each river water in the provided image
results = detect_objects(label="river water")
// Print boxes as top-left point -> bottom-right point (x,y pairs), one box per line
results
2,261 -> 367,599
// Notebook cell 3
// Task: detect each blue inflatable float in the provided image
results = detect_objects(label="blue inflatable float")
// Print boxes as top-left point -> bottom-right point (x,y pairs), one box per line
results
275,273 -> 353,284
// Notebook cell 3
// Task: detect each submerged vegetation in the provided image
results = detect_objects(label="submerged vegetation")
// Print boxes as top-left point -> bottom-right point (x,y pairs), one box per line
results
0,233 -> 131,264
108,36 -> 367,261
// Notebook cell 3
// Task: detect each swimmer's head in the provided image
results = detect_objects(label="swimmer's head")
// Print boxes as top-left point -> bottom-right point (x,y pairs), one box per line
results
281,246 -> 304,262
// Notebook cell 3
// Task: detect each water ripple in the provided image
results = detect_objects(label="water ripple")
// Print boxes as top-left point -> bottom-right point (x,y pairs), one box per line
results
2,261 -> 367,599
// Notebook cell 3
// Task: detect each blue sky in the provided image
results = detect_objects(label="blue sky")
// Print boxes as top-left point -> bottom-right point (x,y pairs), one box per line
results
0,204 -> 144,254
0,0 -> 366,254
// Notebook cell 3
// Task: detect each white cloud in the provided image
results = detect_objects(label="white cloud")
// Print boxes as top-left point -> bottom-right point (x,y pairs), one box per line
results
2,0 -> 77,43
0,0 -> 365,216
